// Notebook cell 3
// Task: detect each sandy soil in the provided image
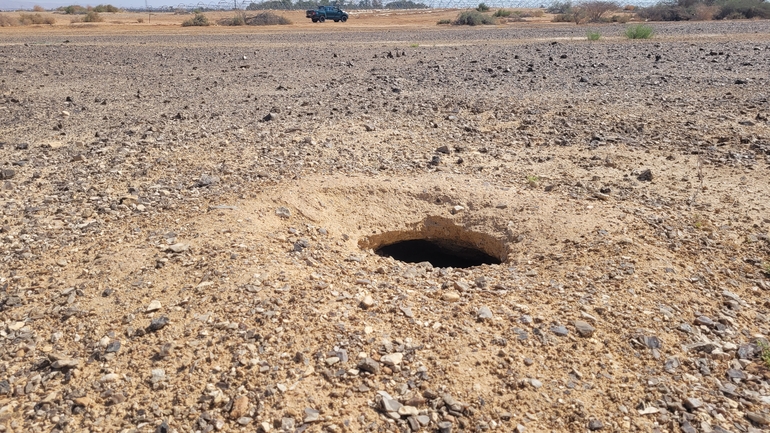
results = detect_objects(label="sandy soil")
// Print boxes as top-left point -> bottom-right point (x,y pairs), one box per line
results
1,13 -> 770,433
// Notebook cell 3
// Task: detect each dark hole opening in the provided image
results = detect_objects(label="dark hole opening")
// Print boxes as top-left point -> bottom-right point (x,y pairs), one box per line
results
375,239 -> 501,269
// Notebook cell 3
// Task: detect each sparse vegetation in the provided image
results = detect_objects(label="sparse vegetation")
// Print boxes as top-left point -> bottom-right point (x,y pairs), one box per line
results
32,5 -> 45,11
437,18 -> 451,24
578,0 -> 619,22
219,11 -> 246,25
758,340 -> 770,368
587,30 -> 601,40
92,4 -> 120,12
0,14 -> 19,26
637,0 -> 770,21
454,10 -> 497,25
137,17 -> 144,23
493,8 -> 512,17
60,5 -> 88,14
182,12 -> 210,26
625,23 -> 654,38
19,13 -> 56,24
384,0 -> 429,8
547,1 -> 573,13
246,11 -> 291,25
527,175 -> 540,186
477,2 -> 490,11
409,43 -> 419,47
81,11 -> 104,22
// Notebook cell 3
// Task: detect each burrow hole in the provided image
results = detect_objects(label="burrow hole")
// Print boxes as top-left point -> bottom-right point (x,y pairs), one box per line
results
362,216 -> 506,269
375,239 -> 501,269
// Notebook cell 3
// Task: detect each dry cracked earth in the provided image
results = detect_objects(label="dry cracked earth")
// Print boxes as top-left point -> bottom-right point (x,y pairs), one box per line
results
1,19 -> 770,433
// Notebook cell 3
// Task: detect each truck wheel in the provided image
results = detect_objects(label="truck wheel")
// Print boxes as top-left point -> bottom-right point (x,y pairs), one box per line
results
318,16 -> 325,22
341,16 -> 347,22
312,18 -> 318,22
334,19 -> 339,22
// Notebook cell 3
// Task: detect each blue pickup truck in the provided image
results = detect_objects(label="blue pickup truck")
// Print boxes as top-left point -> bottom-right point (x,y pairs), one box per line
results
306,6 -> 349,22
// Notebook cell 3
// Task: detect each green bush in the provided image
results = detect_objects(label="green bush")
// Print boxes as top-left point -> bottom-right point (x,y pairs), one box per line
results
384,0 -> 428,8
437,18 -> 451,24
493,8 -> 512,16
477,2 -> 490,11
716,0 -> 770,19
455,10 -> 496,25
245,11 -> 291,25
92,4 -> 120,12
625,23 -> 654,38
182,12 -> 210,26
587,30 -> 601,40
18,13 -> 56,24
61,5 -> 88,14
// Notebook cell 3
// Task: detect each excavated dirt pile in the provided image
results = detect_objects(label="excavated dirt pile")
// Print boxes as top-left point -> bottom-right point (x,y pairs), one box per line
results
1,20 -> 770,433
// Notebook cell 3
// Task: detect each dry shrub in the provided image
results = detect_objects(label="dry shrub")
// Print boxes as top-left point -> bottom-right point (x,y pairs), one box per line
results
693,3 -> 719,19
576,1 -> 619,22
32,5 -> 45,11
0,14 -> 19,26
624,4 -> 635,10
245,12 -> 291,25
219,11 -> 246,25
82,11 -> 103,22
137,17 -> 144,23
19,13 -> 56,24
182,13 -> 210,26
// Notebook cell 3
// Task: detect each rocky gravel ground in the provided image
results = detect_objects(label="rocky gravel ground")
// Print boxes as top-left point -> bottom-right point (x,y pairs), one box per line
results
1,21 -> 770,433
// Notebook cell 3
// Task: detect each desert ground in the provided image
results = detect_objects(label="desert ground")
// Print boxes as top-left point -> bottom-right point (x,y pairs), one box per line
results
1,11 -> 770,433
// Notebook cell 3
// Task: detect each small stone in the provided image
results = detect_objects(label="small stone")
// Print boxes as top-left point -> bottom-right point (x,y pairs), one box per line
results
100,373 -> 119,383
398,405 -> 419,417
73,396 -> 93,407
451,205 -> 464,214
637,169 -> 653,182
381,397 -> 402,412
438,421 -> 453,433
263,112 -> 278,121
51,358 -> 79,369
105,341 -> 121,353
304,408 -> 320,423
0,169 -> 16,180
442,291 -> 460,302
156,421 -> 170,433
436,145 -> 450,154
747,411 -> 770,425
551,325 -> 569,337
360,295 -> 374,309
380,353 -> 403,366
417,415 -> 431,426
529,378 -> 543,388
588,419 -> 604,430
281,418 -> 295,431
236,417 -> 252,426
364,123 -> 376,132
230,395 -> 249,419
148,316 -> 169,332
683,397 -> 702,411
694,316 -> 714,327
478,306 -> 493,320
167,243 -> 189,253
275,207 -> 291,218
258,421 -> 272,432
357,357 -> 380,374
573,320 -> 595,337
146,300 -> 162,312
